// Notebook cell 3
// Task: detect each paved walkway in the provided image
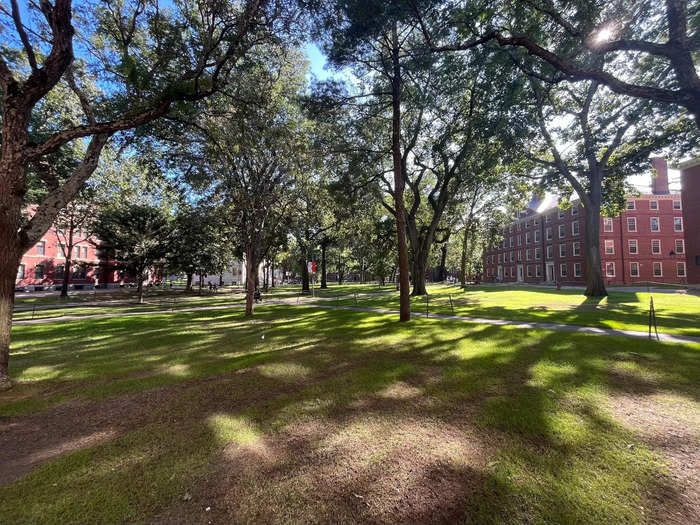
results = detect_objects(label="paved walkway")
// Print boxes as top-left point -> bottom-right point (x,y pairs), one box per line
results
13,298 -> 700,346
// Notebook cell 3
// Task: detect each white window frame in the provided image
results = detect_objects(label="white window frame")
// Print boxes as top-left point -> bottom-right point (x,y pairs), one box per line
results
558,209 -> 566,219
559,243 -> 566,257
17,264 -> 25,280
558,224 -> 566,238
675,239 -> 685,254
546,245 -> 553,260
525,232 -> 531,244
571,206 -> 578,216
572,242 -> 581,256
627,200 -> 635,210
627,217 -> 637,232
545,214 -> 552,223
651,239 -> 661,255
535,265 -> 542,277
677,262 -> 686,277
546,227 -> 552,241
606,262 -> 615,277
603,218 -> 613,232
560,263 -> 567,277
650,217 -> 660,232
628,239 -> 638,254
649,200 -> 658,210
527,265 -> 532,277
36,241 -> 45,255
652,262 -> 663,277
571,221 -> 580,236
573,263 -> 582,277
604,239 -> 615,255
535,248 -> 541,260
534,230 -> 540,243
630,262 -> 639,277
674,217 -> 683,232
526,249 -> 531,261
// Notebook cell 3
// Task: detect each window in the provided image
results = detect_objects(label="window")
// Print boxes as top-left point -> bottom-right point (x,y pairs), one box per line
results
510,252 -> 514,262
677,262 -> 686,277
674,217 -> 683,232
517,235 -> 522,246
56,265 -> 65,279
82,246 -> 88,258
558,224 -> 566,238
546,245 -> 553,260
517,250 -> 522,262
571,206 -> 578,216
571,221 -> 580,236
545,214 -> 552,223
628,239 -> 638,254
630,262 -> 640,277
627,200 -> 635,210
511,267 -> 515,278
603,218 -> 613,232
525,220 -> 530,229
509,237 -> 514,248
606,262 -> 615,277
652,239 -> 661,254
675,239 -> 685,254
673,200 -> 681,210
534,230 -> 541,243
526,249 -> 531,261
559,243 -> 566,257
572,242 -> 581,256
74,246 -> 81,258
59,243 -> 67,257
536,265 -> 542,277
527,266 -> 532,277
573,263 -> 582,277
604,240 -> 615,254
653,262 -> 663,277
546,227 -> 552,241
558,209 -> 566,219
498,254 -> 502,263
649,200 -> 658,210
650,217 -> 660,232
525,232 -> 531,244
36,241 -> 45,255
17,264 -> 25,280
535,248 -> 541,260
34,264 -> 44,279
627,217 -> 637,232
560,263 -> 567,277
534,217 -> 540,227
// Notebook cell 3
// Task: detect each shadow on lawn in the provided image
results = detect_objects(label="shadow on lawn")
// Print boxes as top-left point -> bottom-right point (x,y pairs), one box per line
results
1,307 -> 698,524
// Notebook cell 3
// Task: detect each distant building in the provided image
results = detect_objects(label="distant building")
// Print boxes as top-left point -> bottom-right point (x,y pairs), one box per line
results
679,158 -> 700,284
482,158 -> 689,286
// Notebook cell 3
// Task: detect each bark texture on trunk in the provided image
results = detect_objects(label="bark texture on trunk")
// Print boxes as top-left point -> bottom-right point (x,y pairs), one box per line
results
301,256 -> 310,294
584,204 -> 608,297
410,254 -> 428,296
460,225 -> 469,288
438,244 -> 448,281
245,249 -> 255,316
185,273 -> 193,291
60,257 -> 72,299
391,23 -> 410,321
320,241 -> 328,289
0,241 -> 20,390
137,270 -> 145,304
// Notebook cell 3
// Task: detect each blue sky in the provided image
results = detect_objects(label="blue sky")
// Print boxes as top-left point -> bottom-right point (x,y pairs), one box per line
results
303,42 -> 333,80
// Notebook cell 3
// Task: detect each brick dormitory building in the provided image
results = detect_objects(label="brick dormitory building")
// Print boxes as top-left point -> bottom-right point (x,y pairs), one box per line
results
483,157 -> 700,286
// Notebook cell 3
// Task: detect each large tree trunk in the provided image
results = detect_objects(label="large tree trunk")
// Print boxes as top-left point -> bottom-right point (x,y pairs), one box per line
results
584,203 -> 607,296
438,244 -> 448,282
137,270 -> 145,304
301,256 -> 310,294
245,248 -> 256,316
60,256 -> 72,299
185,272 -> 193,291
411,255 -> 428,295
0,240 -> 21,391
460,225 -> 469,288
321,242 -> 328,289
391,23 -> 411,321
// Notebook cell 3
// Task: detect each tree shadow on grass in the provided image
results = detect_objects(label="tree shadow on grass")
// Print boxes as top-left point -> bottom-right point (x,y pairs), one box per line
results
1,308 -> 698,524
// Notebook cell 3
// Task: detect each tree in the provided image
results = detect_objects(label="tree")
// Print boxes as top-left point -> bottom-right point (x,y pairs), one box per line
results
525,76 -> 695,296
0,0 -> 276,389
167,205 -> 234,292
413,0 -> 700,127
94,204 -> 172,304
53,189 -> 96,298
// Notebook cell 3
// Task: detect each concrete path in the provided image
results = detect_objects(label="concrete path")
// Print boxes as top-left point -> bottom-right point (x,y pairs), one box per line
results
13,297 -> 700,346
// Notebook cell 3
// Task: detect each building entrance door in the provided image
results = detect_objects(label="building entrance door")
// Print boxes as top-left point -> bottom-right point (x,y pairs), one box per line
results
546,263 -> 555,283
517,265 -> 524,282
497,265 -> 503,281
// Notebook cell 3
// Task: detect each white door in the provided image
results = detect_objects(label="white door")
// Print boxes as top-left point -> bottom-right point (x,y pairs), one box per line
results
517,265 -> 524,282
497,265 -> 503,281
546,263 -> 555,283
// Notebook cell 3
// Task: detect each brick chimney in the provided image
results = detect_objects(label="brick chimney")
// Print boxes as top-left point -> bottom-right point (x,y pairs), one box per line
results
650,157 -> 669,194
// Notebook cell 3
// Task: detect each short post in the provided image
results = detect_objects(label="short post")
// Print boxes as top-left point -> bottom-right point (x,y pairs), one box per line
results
648,296 -> 660,341
32,305 -> 36,320
425,294 -> 429,318
449,294 -> 454,314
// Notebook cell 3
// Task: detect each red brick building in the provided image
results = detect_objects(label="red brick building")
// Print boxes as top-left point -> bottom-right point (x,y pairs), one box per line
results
482,158 -> 688,286
679,158 -> 700,284
15,213 -> 146,292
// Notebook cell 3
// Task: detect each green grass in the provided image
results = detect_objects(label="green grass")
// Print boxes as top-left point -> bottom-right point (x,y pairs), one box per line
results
323,283 -> 700,337
1,305 -> 698,524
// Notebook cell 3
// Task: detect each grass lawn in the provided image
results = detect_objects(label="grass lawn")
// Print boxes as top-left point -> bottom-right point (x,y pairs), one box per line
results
1,306 -> 698,524
325,284 -> 700,337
